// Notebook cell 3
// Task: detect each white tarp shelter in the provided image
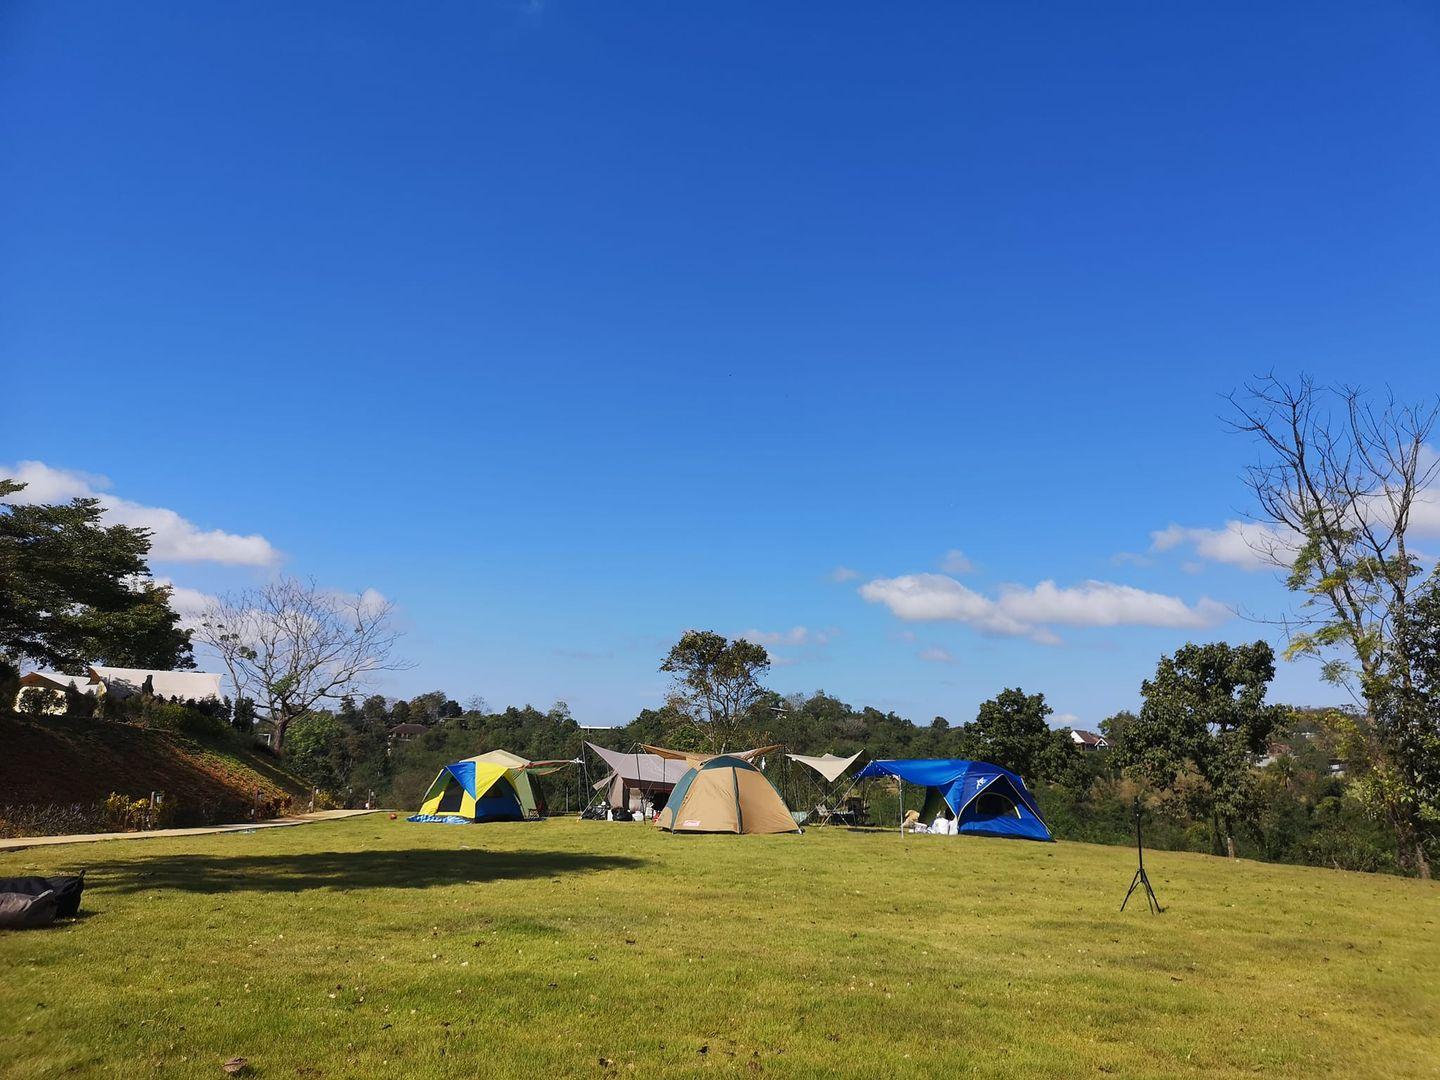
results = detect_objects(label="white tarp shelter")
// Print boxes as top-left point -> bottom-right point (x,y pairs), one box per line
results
786,750 -> 866,783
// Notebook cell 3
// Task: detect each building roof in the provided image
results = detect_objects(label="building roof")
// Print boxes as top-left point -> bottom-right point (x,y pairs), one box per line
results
89,666 -> 224,701
388,723 -> 429,736
1069,729 -> 1107,746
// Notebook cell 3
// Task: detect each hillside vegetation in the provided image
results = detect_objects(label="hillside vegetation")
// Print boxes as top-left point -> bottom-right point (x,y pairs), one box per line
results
0,816 -> 1435,1078
0,712 -> 315,837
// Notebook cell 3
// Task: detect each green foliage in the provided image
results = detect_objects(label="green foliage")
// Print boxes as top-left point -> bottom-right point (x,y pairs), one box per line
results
965,687 -> 1078,785
16,686 -> 57,716
284,712 -> 347,792
102,791 -> 175,830
0,479 -> 193,670
1116,640 -> 1285,855
133,695 -> 230,737
659,630 -> 772,754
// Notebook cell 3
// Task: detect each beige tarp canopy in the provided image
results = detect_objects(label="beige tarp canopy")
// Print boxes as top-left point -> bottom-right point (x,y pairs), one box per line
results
786,750 -> 865,784
641,744 -> 781,768
586,742 -> 691,809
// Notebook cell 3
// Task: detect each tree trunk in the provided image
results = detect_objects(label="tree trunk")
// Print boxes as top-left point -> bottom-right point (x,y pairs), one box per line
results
1225,833 -> 1236,860
272,715 -> 290,753
1417,842 -> 1431,881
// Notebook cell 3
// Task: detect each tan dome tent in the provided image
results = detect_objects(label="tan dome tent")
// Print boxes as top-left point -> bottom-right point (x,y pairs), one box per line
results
652,749 -> 800,835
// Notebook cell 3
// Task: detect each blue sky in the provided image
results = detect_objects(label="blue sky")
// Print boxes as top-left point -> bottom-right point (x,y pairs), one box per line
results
4,2 -> 1439,727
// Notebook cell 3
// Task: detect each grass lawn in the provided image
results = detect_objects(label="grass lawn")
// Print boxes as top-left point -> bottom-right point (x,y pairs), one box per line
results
2,817 -> 1436,1079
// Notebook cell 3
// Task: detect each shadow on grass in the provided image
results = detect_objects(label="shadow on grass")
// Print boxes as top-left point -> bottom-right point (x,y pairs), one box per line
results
96,848 -> 647,895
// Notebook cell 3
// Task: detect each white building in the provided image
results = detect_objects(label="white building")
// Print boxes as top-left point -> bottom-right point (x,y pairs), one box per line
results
14,666 -> 224,713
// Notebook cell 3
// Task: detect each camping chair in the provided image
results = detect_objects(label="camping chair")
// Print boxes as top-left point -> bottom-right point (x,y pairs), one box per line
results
844,796 -> 871,826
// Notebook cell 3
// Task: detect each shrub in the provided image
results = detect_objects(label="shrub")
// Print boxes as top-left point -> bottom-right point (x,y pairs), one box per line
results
0,802 -> 111,839
102,792 -> 176,831
17,686 -> 62,716
136,697 -> 228,737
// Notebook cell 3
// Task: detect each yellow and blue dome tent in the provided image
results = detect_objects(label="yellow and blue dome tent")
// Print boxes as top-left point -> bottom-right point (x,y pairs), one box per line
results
409,758 -> 527,824
468,749 -> 580,818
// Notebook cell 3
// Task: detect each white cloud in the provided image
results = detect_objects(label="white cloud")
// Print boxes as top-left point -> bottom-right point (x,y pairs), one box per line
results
156,580 -> 219,619
1111,551 -> 1153,568
1052,712 -> 1081,726
997,580 -> 1229,629
1150,520 -> 1294,572
2,460 -> 279,566
152,578 -> 219,629
917,646 -> 955,664
829,566 -> 860,582
938,549 -> 974,574
859,572 -> 1228,644
741,626 -> 833,647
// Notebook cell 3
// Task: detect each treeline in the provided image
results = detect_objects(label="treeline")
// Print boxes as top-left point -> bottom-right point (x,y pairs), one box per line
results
272,678 -> 1400,875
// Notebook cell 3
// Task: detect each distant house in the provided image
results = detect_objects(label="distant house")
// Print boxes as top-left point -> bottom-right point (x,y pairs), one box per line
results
388,722 -> 428,744
1257,742 -> 1293,768
14,665 -> 224,713
1068,729 -> 1109,751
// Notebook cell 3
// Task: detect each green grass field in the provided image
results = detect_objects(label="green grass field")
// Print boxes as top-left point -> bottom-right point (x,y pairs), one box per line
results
2,817 -> 1436,1079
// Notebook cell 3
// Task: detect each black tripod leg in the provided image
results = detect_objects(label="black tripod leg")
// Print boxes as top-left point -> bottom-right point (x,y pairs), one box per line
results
1121,869 -> 1143,912
1141,870 -> 1162,913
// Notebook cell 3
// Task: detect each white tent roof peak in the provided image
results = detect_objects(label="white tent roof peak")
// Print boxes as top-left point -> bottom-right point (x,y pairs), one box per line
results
89,666 -> 224,702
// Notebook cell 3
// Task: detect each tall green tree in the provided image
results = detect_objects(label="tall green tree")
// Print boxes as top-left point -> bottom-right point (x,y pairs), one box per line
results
1354,569 -> 1440,870
659,630 -> 772,755
1118,640 -> 1285,858
963,687 -> 1076,784
1227,377 -> 1439,875
0,478 -> 193,671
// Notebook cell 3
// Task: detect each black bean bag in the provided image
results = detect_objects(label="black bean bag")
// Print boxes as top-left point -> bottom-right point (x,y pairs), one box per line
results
0,890 -> 59,930
0,872 -> 85,917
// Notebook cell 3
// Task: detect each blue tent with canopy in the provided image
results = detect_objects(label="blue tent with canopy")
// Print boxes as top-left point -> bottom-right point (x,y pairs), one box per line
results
854,759 -> 1053,841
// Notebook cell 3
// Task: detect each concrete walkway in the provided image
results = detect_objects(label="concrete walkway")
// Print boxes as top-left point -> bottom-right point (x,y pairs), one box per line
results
0,808 -> 385,851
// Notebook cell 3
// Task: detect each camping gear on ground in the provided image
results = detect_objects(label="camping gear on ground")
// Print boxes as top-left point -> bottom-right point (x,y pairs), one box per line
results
654,753 -> 801,834
409,759 -> 529,823
0,873 -> 85,917
0,889 -> 59,930
585,743 -> 691,813
468,750 -> 579,818
855,759 -> 1054,841
786,750 -> 867,825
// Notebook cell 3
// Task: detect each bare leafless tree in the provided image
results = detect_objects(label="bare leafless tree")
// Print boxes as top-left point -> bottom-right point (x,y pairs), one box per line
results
196,576 -> 410,752
1227,374 -> 1440,875
1228,375 -> 1438,686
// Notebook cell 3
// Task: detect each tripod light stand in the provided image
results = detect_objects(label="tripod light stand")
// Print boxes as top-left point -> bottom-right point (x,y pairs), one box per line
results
1121,797 -> 1162,914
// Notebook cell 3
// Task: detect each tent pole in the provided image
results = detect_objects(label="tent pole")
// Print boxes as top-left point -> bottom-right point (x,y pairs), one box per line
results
898,778 -> 904,839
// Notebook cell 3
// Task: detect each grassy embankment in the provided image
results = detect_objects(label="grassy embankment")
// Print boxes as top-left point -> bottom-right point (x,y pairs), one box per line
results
1,816 -> 1436,1078
0,712 -> 313,836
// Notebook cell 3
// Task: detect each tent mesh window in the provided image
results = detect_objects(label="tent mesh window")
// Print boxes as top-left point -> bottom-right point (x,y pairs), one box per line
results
973,790 -> 1020,819
437,781 -> 465,813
